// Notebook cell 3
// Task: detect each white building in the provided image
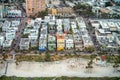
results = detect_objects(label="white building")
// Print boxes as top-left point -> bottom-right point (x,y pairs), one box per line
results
39,35 -> 47,51
65,1 -> 75,8
89,20 -> 100,29
71,21 -> 77,29
7,10 -> 22,18
2,20 -> 11,31
28,29 -> 39,41
115,34 -> 120,46
65,34 -> 74,50
11,20 -> 20,27
57,25 -> 63,34
107,22 -> 118,31
74,34 -> 83,51
56,19 -> 63,26
0,22 -> 3,28
82,34 -> 94,48
0,36 -> 4,46
76,17 -> 86,29
5,32 -> 16,40
20,38 -> 30,50
3,40 -> 12,48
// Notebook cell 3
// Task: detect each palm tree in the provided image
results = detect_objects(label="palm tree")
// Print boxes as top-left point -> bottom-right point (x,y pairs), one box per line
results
45,53 -> 51,61
113,56 -> 119,72
113,63 -> 119,72
2,53 -> 10,61
85,59 -> 93,73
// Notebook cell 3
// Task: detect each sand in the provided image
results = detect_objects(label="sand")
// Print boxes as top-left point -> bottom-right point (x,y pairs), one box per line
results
0,58 -> 120,77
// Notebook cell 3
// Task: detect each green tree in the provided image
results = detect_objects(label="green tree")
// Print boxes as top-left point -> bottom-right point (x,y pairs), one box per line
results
17,0 -> 25,3
37,9 -> 48,18
85,59 -> 93,73
101,12 -> 109,19
22,33 -> 29,38
29,15 -> 35,19
0,75 -> 8,80
45,53 -> 51,61
62,25 -> 64,32
0,28 -> 2,32
61,0 -> 66,4
85,46 -> 94,53
69,25 -> 73,34
113,56 -> 119,72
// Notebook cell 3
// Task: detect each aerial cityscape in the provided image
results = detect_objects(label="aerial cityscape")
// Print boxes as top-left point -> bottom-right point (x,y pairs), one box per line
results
0,0 -> 120,80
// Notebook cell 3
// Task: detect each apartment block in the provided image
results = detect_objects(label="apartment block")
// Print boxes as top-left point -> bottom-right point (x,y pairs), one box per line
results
26,0 -> 46,17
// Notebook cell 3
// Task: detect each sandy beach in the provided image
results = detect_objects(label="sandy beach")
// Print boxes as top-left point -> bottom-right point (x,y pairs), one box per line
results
0,58 -> 120,77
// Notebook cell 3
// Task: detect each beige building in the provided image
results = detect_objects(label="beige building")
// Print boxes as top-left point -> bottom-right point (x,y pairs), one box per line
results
26,0 -> 46,17
47,0 -> 60,5
48,7 -> 73,17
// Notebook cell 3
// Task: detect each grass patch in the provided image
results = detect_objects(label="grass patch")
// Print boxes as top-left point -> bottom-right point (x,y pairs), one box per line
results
10,53 -> 120,63
0,76 -> 120,80
15,54 -> 91,62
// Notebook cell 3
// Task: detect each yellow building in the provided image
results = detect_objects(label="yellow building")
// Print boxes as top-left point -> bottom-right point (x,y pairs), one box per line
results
51,8 -> 57,15
56,34 -> 65,51
48,6 -> 73,16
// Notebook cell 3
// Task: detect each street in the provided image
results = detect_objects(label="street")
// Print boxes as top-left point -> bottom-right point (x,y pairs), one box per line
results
9,18 -> 26,54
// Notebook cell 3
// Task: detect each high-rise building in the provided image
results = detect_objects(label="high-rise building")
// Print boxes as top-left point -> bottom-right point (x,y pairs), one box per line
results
26,0 -> 46,17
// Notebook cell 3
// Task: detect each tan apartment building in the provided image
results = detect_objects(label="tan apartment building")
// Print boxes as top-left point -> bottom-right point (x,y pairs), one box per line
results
26,0 -> 46,17
48,6 -> 74,17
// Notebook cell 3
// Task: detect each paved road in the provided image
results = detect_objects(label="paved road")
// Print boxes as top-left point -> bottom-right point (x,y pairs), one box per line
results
83,18 -> 98,51
10,18 -> 26,54
8,2 -> 27,54
5,62 -> 8,74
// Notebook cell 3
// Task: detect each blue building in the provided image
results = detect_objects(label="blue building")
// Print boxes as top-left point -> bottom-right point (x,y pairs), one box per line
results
38,35 -> 47,51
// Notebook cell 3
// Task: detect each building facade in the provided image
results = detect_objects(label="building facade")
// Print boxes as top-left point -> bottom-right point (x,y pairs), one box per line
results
26,0 -> 46,17
48,35 -> 56,51
56,34 -> 65,51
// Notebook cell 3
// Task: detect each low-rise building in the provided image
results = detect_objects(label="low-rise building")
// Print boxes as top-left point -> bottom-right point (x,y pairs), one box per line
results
11,20 -> 20,27
82,34 -> 94,48
48,24 -> 56,34
92,19 -> 119,51
57,25 -> 63,34
48,34 -> 56,51
65,34 -> 74,50
30,39 -> 38,47
65,1 -> 75,8
28,29 -> 39,41
48,5 -> 74,17
56,19 -> 62,26
7,10 -> 22,18
76,17 -> 86,29
63,19 -> 70,33
48,0 -> 61,5
89,20 -> 100,29
56,34 -> 65,51
74,34 -> 83,51
0,22 -> 3,28
3,40 -> 12,48
2,20 -> 11,31
48,20 -> 56,34
0,36 -> 4,46
39,35 -> 47,51
5,32 -> 15,40
20,38 -> 30,50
